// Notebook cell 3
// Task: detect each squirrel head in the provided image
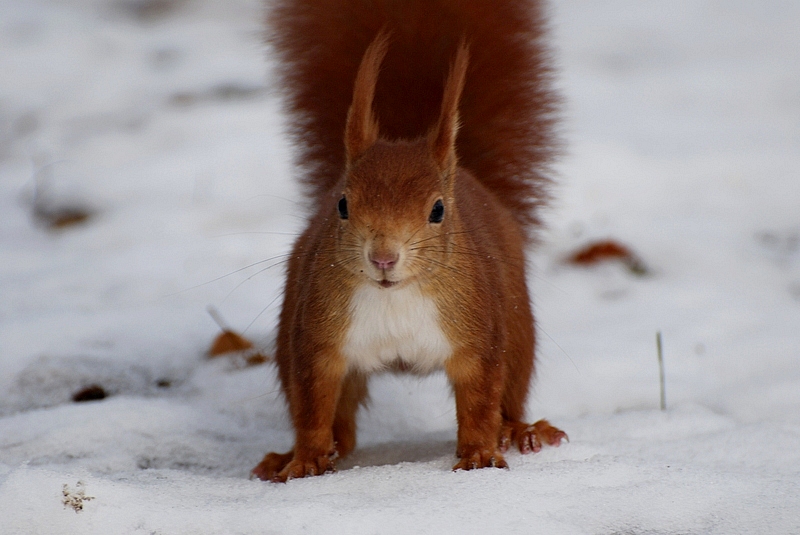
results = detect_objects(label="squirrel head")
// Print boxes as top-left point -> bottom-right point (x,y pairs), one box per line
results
334,33 -> 470,290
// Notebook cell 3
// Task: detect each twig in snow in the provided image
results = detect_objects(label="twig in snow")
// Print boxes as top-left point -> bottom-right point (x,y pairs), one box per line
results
657,331 -> 666,411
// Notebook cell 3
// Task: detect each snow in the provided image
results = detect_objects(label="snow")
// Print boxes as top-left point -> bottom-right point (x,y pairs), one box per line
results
1,0 -> 798,533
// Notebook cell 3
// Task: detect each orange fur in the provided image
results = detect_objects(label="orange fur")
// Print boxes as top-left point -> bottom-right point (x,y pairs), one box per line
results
252,0 -> 565,482
267,0 -> 559,234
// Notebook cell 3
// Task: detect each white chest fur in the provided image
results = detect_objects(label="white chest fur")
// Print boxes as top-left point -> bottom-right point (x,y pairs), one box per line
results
341,283 -> 452,374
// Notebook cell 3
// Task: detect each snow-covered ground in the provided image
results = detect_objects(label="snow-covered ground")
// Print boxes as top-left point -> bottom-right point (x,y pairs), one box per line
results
1,0 -> 798,533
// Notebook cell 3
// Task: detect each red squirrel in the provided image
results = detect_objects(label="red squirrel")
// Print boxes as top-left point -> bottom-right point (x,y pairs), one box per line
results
252,0 -> 566,482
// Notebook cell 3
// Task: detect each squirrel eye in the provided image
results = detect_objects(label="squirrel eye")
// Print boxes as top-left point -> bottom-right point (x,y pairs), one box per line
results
429,199 -> 444,223
337,195 -> 349,220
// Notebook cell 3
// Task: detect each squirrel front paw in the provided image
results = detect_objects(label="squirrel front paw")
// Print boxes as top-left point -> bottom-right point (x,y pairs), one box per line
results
452,447 -> 508,471
277,454 -> 336,482
251,450 -> 294,481
253,449 -> 337,483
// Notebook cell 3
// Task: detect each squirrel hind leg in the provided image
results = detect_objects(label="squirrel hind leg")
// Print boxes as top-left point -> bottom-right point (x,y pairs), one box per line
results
498,419 -> 568,454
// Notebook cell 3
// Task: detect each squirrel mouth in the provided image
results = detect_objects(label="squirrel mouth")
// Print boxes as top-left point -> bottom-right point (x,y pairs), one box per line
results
379,279 -> 398,289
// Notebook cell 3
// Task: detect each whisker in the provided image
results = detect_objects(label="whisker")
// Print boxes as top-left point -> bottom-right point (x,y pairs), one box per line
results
245,192 -> 304,207
243,290 -> 284,334
409,225 -> 487,247
211,231 -> 301,238
166,254 -> 293,296
537,322 -> 580,374
329,254 -> 362,270
411,245 -> 524,264
528,272 -> 570,295
219,258 -> 291,305
402,221 -> 429,247
411,243 -> 524,267
415,255 -> 467,277
234,384 -> 284,405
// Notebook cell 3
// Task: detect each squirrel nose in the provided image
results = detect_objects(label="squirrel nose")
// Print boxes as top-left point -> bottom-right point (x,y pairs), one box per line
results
369,252 -> 398,270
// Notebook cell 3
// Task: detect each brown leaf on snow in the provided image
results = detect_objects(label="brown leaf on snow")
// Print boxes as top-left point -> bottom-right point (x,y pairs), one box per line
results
208,330 -> 270,368
72,384 -> 108,402
565,239 -> 649,276
209,330 -> 254,356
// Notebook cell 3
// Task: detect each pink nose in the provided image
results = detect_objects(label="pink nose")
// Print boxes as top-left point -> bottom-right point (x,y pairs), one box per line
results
370,253 -> 398,270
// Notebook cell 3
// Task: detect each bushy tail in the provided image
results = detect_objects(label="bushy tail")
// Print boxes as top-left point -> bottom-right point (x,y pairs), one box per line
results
268,0 -> 559,234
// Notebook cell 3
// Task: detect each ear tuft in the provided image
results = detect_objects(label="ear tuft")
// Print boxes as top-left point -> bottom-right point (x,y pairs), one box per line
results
429,41 -> 470,171
344,31 -> 390,166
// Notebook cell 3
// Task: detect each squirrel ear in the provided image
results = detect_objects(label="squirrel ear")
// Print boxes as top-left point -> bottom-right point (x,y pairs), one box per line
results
429,41 -> 469,172
344,31 -> 390,166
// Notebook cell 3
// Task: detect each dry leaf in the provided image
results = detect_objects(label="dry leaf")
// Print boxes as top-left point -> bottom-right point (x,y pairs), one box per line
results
34,205 -> 93,230
566,239 -> 648,276
72,384 -> 108,402
208,329 -> 270,368
209,330 -> 254,356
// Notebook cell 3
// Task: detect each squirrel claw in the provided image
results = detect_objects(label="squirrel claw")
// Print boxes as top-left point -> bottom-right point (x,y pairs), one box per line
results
500,419 -> 567,455
274,455 -> 336,482
533,420 -> 568,447
453,448 -> 507,471
498,434 -> 511,453
252,449 -> 336,482
251,450 -> 293,482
